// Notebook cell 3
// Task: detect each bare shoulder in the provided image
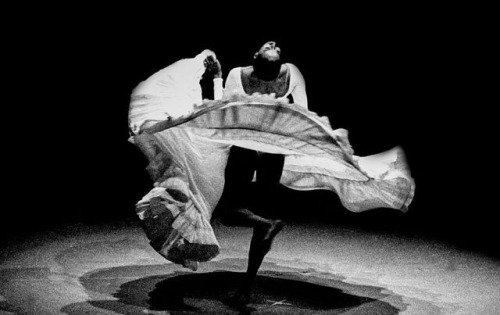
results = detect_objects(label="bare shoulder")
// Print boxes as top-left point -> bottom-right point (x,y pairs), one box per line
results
286,63 -> 305,81
240,66 -> 253,76
286,63 -> 301,73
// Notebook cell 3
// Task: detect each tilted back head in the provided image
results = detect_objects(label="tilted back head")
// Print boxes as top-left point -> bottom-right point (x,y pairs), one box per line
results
253,41 -> 282,80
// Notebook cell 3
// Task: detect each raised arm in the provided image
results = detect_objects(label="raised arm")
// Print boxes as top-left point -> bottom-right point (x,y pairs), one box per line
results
201,50 -> 224,100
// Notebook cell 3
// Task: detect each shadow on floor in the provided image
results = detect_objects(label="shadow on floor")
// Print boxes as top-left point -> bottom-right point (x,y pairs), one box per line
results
58,260 -> 406,314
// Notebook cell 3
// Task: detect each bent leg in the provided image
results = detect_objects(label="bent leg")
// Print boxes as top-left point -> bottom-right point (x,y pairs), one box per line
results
216,147 -> 278,229
240,153 -> 286,297
217,148 -> 286,306
216,147 -> 259,227
228,152 -> 286,305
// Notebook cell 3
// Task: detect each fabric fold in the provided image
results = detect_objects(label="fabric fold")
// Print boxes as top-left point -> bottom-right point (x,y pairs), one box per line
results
130,95 -> 415,265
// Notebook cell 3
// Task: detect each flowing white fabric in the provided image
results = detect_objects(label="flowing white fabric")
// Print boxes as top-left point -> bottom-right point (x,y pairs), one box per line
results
129,57 -> 415,267
129,53 -> 207,135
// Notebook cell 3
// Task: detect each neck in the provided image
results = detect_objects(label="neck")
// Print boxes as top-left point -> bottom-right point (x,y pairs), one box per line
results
253,57 -> 282,81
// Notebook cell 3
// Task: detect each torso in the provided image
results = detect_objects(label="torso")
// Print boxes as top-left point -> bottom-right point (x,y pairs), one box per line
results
240,64 -> 290,97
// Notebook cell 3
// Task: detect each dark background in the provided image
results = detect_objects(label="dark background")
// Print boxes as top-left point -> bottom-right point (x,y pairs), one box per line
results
4,14 -> 492,258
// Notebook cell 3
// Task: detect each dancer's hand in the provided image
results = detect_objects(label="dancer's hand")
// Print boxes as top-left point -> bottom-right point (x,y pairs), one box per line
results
202,49 -> 222,78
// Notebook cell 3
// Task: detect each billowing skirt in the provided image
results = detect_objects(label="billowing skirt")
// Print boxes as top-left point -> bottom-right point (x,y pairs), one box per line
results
130,95 -> 415,266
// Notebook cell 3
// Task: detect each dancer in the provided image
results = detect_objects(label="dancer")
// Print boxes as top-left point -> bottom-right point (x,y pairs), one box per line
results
217,40 -> 309,305
128,45 -> 415,309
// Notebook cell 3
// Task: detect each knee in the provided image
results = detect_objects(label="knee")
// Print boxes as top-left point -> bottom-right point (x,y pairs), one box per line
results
218,211 -> 242,227
214,201 -> 237,226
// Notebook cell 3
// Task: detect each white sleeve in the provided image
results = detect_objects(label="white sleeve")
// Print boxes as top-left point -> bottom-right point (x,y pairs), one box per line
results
288,64 -> 308,109
213,78 -> 223,100
224,68 -> 244,96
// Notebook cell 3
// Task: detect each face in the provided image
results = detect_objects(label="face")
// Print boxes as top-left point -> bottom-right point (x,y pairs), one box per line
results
255,41 -> 281,61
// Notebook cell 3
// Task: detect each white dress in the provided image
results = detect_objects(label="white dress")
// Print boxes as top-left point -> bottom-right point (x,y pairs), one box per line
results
129,58 -> 415,267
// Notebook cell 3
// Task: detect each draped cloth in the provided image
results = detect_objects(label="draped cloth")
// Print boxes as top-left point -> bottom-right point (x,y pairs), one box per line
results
130,94 -> 415,266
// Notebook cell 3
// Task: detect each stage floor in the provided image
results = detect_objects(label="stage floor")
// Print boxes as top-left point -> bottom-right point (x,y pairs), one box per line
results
0,220 -> 498,314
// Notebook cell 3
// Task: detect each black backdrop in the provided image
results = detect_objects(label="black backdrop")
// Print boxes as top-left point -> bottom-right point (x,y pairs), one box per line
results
4,15 -> 492,258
